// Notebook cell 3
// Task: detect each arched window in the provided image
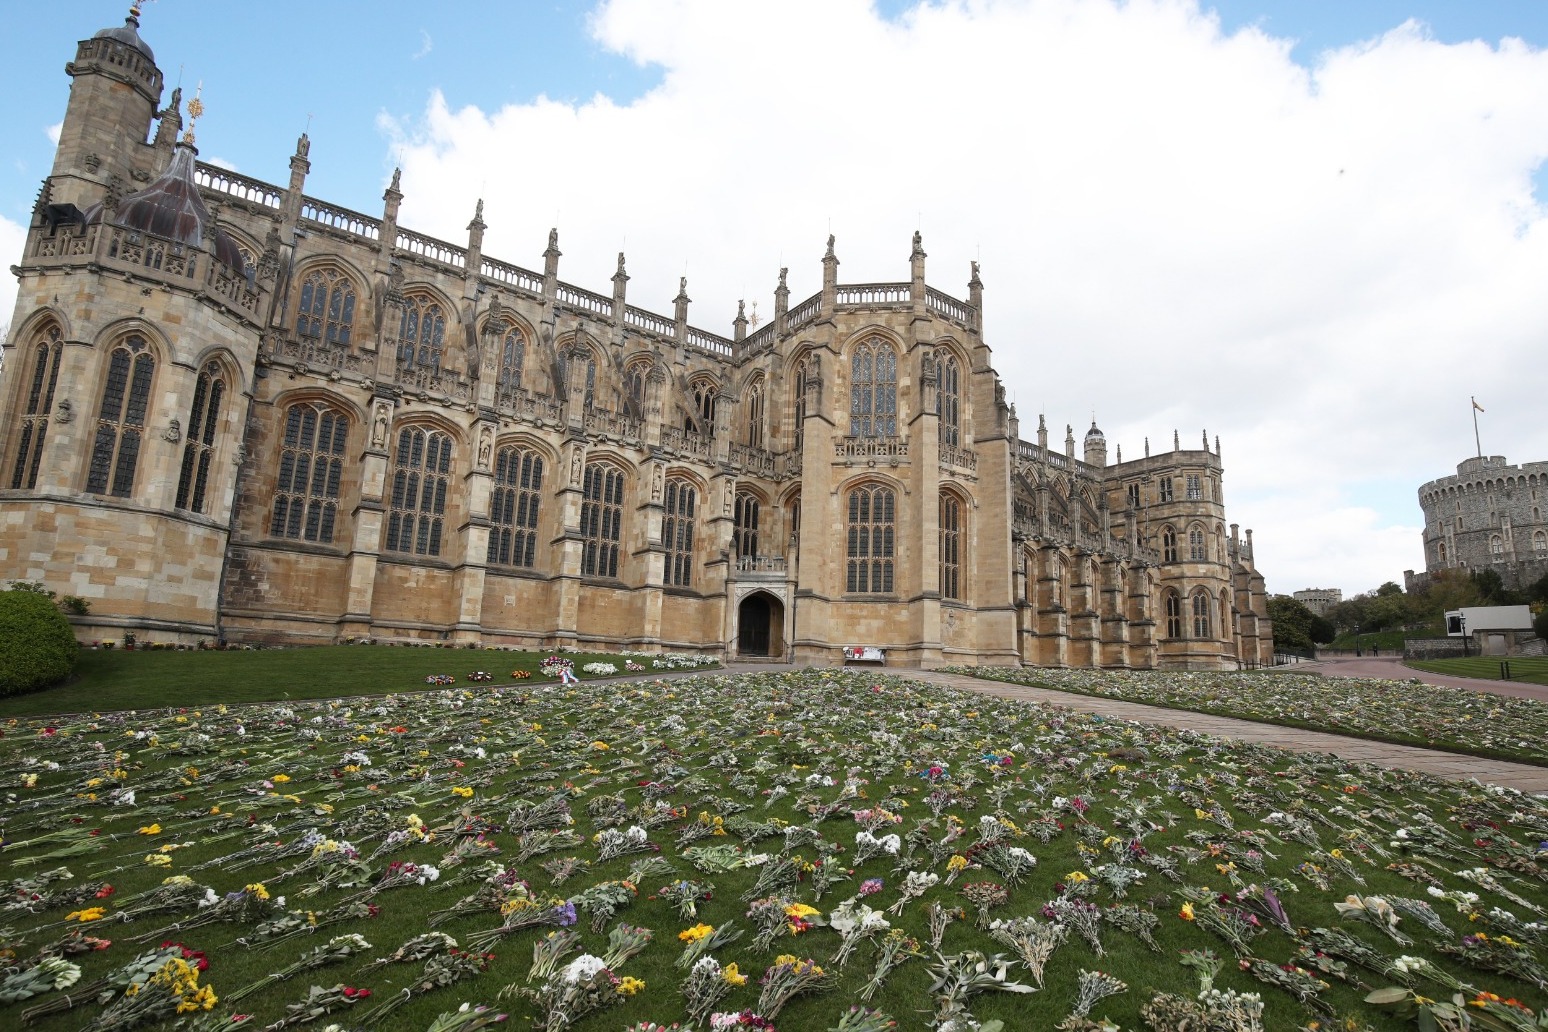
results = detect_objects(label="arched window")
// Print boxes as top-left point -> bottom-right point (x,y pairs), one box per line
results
1048,555 -> 1064,608
936,348 -> 961,448
488,445 -> 543,568
398,295 -> 446,371
1437,541 -> 1447,563
850,337 -> 897,438
270,401 -> 348,543
792,358 -> 809,453
563,346 -> 597,411
733,492 -> 760,559
295,267 -> 357,345
1491,535 -> 1504,560
9,324 -> 63,490
744,378 -> 765,449
495,323 -> 525,391
86,335 -> 154,497
663,478 -> 696,587
175,361 -> 227,513
689,379 -> 717,436
1188,525 -> 1206,561
1161,526 -> 1178,563
1534,531 -> 1546,553
1164,589 -> 1182,638
1219,589 -> 1232,642
386,426 -> 452,555
624,360 -> 650,419
581,463 -> 625,578
1192,590 -> 1211,638
939,491 -> 963,601
846,483 -> 895,593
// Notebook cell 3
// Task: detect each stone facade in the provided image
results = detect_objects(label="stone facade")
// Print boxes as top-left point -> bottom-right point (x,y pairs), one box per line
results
1407,455 -> 1548,594
0,11 -> 1274,670
1291,588 -> 1341,616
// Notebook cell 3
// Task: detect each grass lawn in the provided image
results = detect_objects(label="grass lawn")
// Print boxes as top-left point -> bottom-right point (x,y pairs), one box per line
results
1406,656 -> 1548,687
0,646 -> 716,720
1,668 -> 1545,1031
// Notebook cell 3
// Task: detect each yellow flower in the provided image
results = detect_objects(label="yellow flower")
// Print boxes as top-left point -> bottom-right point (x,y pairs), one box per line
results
591,741 -> 610,751
271,774 -> 291,783
616,976 -> 646,996
678,923 -> 715,943
1065,871 -> 1090,883
245,882 -> 271,901
722,962 -> 748,987
145,854 -> 172,867
65,907 -> 106,922
784,903 -> 821,919
451,786 -> 474,798
137,823 -> 162,835
947,855 -> 970,872
1180,902 -> 1196,921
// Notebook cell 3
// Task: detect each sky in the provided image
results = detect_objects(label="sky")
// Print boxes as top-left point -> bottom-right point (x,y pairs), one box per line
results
4,0 -> 1548,600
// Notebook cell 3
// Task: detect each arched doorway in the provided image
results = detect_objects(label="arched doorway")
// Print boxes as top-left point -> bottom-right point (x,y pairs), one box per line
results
736,592 -> 784,658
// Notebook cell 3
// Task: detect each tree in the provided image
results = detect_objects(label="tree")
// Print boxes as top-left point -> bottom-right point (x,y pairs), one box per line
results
1266,596 -> 1315,651
0,587 -> 79,696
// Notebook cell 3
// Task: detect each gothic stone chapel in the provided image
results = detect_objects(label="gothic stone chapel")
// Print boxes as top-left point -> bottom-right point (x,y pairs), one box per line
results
0,7 -> 1274,670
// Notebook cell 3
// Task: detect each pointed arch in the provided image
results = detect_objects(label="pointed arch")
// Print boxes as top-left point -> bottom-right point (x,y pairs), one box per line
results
849,334 -> 898,438
8,321 -> 64,490
385,423 -> 455,556
85,332 -> 157,497
174,355 -> 236,514
270,394 -> 353,543
846,480 -> 896,593
293,262 -> 362,346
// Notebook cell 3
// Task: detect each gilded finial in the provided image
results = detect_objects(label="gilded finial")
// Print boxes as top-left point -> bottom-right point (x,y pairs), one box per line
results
182,82 -> 204,146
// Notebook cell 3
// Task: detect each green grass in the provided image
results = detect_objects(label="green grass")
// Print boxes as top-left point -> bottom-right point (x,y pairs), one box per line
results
0,646 -> 716,719
1406,655 -> 1548,686
1,669 -> 1544,1031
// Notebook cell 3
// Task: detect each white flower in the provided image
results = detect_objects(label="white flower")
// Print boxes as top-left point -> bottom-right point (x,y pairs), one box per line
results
692,956 -> 722,976
563,954 -> 607,984
878,833 -> 901,854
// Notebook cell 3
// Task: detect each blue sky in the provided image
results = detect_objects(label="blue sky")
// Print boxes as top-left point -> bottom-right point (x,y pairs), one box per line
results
4,1 -> 1548,597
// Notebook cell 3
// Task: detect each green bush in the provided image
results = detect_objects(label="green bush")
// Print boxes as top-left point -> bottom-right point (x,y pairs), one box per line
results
0,588 -> 79,696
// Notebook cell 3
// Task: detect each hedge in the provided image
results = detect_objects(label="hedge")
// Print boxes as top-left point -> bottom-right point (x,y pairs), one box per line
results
0,588 -> 79,696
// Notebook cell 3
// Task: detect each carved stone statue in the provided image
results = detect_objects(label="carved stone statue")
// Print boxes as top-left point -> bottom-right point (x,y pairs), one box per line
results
570,448 -> 583,485
477,428 -> 492,469
54,398 -> 73,424
651,464 -> 663,502
164,418 -> 181,443
372,404 -> 388,447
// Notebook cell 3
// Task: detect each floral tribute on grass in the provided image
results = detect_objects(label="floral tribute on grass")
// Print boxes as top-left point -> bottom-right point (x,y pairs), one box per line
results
0,670 -> 1545,1031
952,665 -> 1548,764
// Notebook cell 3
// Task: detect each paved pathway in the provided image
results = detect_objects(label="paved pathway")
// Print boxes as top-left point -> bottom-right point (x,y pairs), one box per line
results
1294,653 -> 1548,703
708,662 -> 1548,795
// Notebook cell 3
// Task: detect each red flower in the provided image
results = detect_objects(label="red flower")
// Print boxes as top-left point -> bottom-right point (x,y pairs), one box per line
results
342,986 -> 371,999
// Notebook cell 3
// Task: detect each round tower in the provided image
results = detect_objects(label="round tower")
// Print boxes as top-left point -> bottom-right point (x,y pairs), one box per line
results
1083,420 -> 1107,467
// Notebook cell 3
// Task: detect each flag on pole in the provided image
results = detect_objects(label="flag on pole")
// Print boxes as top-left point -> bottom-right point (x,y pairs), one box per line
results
1472,397 -> 1485,412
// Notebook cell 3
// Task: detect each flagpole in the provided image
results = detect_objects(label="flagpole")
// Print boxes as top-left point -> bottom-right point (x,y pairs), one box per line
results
1471,396 -> 1482,458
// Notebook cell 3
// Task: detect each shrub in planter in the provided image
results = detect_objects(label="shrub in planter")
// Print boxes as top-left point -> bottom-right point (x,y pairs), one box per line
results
0,587 -> 80,696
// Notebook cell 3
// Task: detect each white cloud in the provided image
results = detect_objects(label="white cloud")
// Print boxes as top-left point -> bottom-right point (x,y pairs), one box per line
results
0,213 -> 28,334
380,0 -> 1548,599
46,122 -> 61,146
412,29 -> 432,61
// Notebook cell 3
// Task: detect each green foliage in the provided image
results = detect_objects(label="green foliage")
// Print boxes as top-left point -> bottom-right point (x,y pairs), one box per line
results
1535,605 -> 1548,642
1265,596 -> 1314,651
59,595 -> 90,616
0,587 -> 79,697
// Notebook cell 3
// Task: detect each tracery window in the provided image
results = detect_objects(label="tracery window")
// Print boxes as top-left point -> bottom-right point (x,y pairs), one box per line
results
9,324 -> 63,490
295,267 -> 356,345
936,349 -> 961,448
744,378 -> 765,449
792,358 -> 809,453
850,337 -> 897,438
385,426 -> 452,556
662,479 -> 696,587
846,483 -> 895,593
495,323 -> 525,391
1192,589 -> 1211,638
624,360 -> 650,419
270,401 -> 348,543
1534,531 -> 1546,553
1188,525 -> 1206,561
1158,478 -> 1174,503
487,445 -> 543,568
86,335 -> 154,497
939,491 -> 963,601
733,492 -> 760,559
398,294 -> 446,371
689,379 -> 717,436
1165,590 -> 1182,638
1161,526 -> 1178,563
1125,483 -> 1140,509
581,463 -> 625,578
1186,474 -> 1202,500
1491,535 -> 1504,560
175,361 -> 226,513
563,346 -> 597,411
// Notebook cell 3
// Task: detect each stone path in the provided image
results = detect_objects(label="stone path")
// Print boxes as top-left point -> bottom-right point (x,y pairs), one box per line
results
708,661 -> 1548,795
